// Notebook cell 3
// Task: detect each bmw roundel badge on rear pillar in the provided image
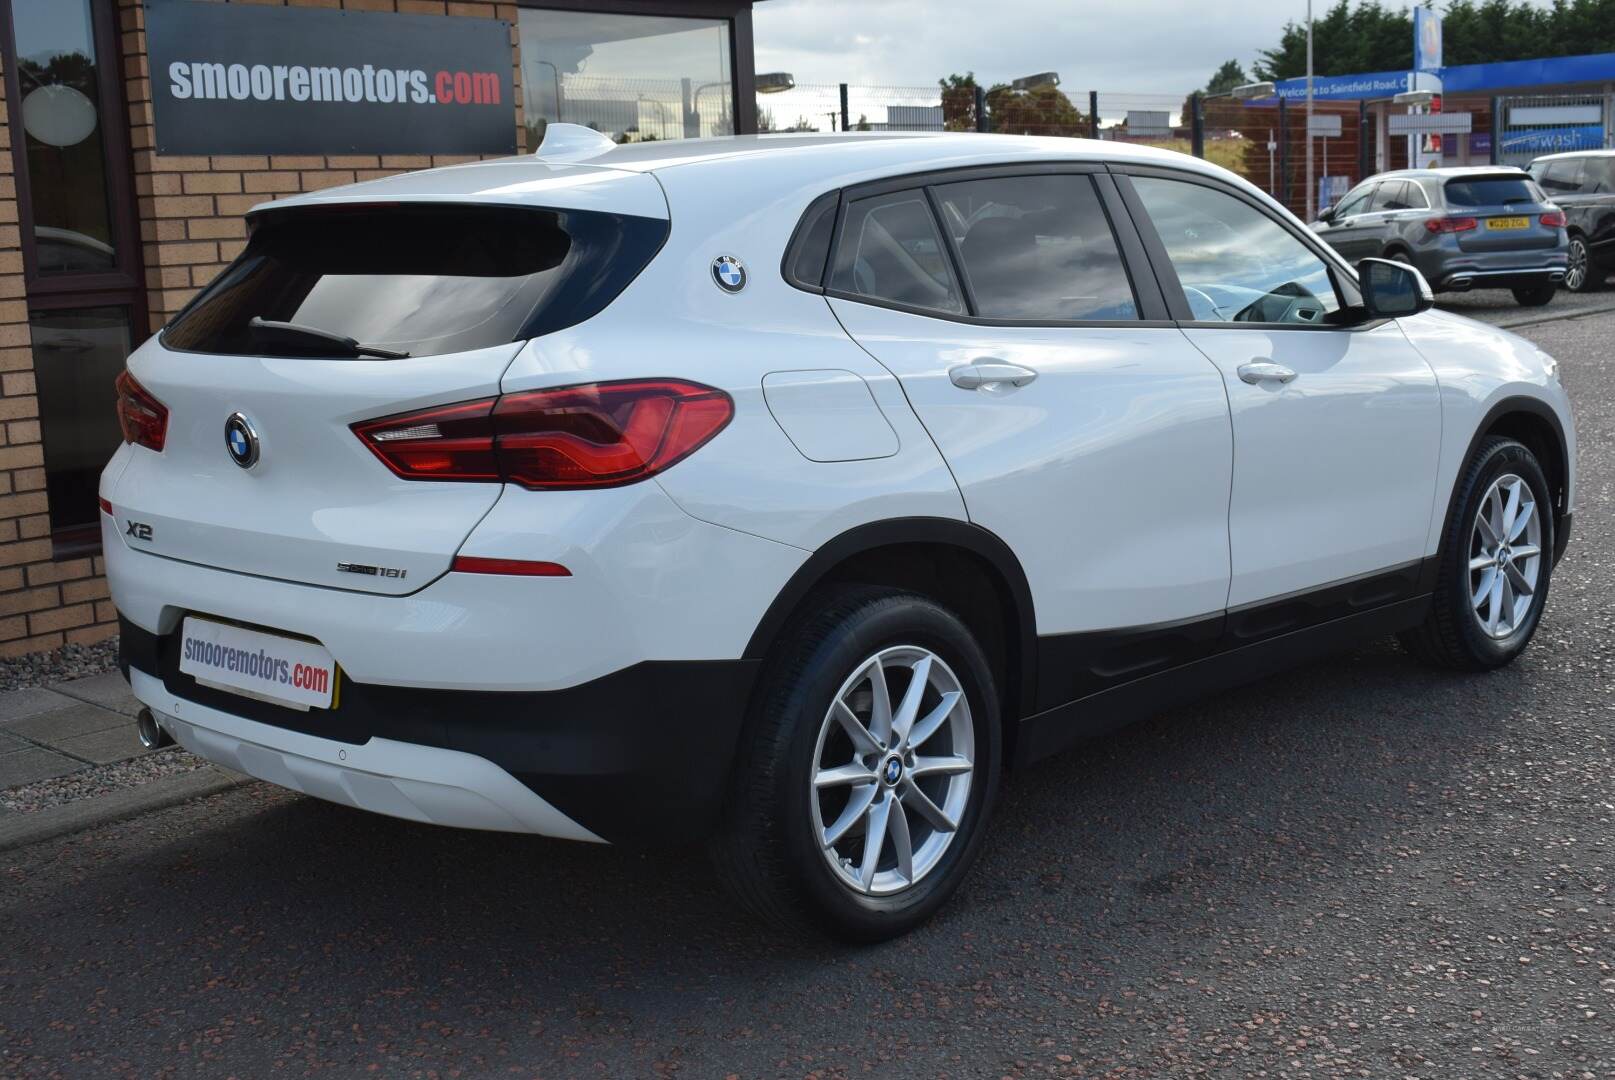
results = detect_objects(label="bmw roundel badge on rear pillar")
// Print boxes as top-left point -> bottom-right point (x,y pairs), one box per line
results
225,412 -> 260,469
711,255 -> 747,293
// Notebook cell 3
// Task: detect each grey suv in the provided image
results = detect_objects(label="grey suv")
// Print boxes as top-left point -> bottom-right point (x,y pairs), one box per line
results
1528,151 -> 1615,293
1312,166 -> 1568,306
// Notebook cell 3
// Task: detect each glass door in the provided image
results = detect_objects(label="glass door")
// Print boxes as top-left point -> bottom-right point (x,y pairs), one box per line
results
3,0 -> 142,554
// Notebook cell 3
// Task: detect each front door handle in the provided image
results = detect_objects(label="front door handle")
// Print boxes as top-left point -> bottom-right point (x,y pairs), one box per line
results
949,360 -> 1038,391
1237,360 -> 1298,385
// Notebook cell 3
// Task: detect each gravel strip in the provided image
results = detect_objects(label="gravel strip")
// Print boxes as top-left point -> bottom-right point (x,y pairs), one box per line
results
0,745 -> 206,814
0,638 -> 119,692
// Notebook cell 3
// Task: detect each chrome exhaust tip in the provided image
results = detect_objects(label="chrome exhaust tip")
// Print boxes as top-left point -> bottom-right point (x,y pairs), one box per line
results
1447,276 -> 1473,291
136,707 -> 174,751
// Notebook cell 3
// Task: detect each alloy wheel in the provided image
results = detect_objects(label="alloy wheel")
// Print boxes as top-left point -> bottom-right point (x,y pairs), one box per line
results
1566,238 -> 1588,291
1469,473 -> 1542,638
810,645 -> 974,897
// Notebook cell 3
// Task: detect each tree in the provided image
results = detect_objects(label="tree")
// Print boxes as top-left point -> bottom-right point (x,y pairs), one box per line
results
985,84 -> 1089,137
1182,59 -> 1252,131
1252,0 -> 1615,81
939,72 -> 980,131
1206,59 -> 1249,96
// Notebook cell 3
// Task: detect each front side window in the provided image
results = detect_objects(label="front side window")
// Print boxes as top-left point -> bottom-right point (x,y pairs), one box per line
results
519,9 -> 732,147
930,174 -> 1137,321
1131,176 -> 1341,325
830,190 -> 963,315
1587,157 -> 1615,194
1371,181 -> 1409,211
1333,185 -> 1375,219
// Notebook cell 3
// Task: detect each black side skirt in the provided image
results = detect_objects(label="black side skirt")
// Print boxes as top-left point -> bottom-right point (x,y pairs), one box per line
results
1014,594 -> 1430,767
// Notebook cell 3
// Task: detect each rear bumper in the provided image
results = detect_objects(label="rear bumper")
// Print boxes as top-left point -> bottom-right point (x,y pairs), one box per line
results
1415,243 -> 1569,292
123,617 -> 757,846
1435,266 -> 1566,292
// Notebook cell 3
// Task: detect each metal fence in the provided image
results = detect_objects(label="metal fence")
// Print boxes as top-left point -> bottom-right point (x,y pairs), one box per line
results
523,75 -> 1615,224
1494,93 -> 1615,168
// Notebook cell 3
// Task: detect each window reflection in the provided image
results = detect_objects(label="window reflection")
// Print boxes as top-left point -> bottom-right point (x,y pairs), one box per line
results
1132,177 -> 1341,323
13,0 -> 116,276
519,9 -> 732,147
31,307 -> 130,536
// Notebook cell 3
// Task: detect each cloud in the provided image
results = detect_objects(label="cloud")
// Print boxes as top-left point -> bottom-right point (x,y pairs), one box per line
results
753,0 -> 1284,97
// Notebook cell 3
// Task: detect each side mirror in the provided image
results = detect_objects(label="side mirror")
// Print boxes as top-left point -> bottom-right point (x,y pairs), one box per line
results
1357,257 -> 1434,318
1316,205 -> 1337,224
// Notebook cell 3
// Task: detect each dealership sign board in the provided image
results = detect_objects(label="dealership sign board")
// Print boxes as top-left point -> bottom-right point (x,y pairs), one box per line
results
146,0 -> 515,155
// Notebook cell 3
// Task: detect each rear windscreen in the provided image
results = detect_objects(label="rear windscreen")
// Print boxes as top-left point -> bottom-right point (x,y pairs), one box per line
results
162,204 -> 667,357
1443,177 -> 1541,208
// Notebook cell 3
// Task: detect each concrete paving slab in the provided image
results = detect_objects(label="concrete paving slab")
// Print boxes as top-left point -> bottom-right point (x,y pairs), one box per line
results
51,725 -> 146,766
7,701 -> 129,744
0,747 -> 80,787
50,672 -> 140,718
0,687 -> 76,725
0,728 -> 28,751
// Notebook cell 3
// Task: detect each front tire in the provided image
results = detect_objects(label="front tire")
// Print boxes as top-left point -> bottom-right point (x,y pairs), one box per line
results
1512,284 -> 1556,307
709,586 -> 1001,942
1399,437 -> 1554,670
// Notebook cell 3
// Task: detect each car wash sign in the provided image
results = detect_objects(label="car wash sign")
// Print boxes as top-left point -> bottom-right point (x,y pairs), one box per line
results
146,0 -> 515,155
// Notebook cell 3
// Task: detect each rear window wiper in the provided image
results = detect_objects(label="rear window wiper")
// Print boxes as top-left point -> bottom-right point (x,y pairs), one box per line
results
247,317 -> 410,359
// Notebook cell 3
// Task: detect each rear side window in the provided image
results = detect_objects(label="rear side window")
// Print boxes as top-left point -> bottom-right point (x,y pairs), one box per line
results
931,174 -> 1137,321
1536,158 -> 1585,193
784,192 -> 839,290
830,190 -> 964,315
1444,176 -> 1540,208
162,204 -> 667,357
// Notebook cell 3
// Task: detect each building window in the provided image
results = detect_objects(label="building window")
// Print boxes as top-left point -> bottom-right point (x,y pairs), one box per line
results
4,0 -> 142,555
30,307 -> 131,545
12,0 -> 118,277
519,9 -> 733,147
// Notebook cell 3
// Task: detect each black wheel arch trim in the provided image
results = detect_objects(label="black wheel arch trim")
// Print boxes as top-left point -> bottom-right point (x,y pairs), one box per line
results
742,517 -> 1040,719
1458,395 -> 1572,564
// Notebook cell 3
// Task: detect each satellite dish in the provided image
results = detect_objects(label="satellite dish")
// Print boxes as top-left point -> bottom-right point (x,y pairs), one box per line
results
22,84 -> 97,148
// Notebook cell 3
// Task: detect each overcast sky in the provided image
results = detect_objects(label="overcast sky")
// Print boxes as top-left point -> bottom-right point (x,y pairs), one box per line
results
751,0 -> 1553,97
752,0 -> 1295,97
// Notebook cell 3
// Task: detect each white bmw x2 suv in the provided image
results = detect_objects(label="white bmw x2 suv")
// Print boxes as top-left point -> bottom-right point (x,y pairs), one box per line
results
104,126 -> 1575,941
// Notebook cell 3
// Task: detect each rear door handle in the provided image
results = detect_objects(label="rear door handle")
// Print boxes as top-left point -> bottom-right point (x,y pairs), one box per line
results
948,361 -> 1038,391
1237,360 -> 1298,385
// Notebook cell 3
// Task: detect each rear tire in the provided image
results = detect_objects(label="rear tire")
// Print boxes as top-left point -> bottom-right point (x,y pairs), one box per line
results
1565,235 -> 1603,293
709,585 -> 1001,942
1399,437 -> 1554,671
1512,284 -> 1556,307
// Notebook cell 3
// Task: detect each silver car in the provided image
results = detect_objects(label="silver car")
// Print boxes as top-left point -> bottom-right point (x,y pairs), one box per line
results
1312,166 -> 1569,306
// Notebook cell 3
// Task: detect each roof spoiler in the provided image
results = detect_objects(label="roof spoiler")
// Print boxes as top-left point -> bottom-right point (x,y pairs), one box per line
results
533,122 -> 618,163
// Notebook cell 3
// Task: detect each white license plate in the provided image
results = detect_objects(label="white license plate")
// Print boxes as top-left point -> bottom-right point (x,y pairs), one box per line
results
178,617 -> 337,711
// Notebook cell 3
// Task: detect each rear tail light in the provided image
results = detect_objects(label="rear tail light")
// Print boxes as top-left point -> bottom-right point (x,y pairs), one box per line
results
1540,210 -> 1567,228
115,371 -> 168,452
353,379 -> 733,490
1425,216 -> 1478,234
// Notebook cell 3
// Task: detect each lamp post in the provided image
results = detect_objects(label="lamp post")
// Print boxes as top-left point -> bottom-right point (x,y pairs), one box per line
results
1305,0 -> 1315,221
532,59 -> 562,123
693,71 -> 793,136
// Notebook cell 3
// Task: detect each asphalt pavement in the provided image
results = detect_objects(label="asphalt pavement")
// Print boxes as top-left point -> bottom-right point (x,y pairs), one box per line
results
2,305 -> 1612,1079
